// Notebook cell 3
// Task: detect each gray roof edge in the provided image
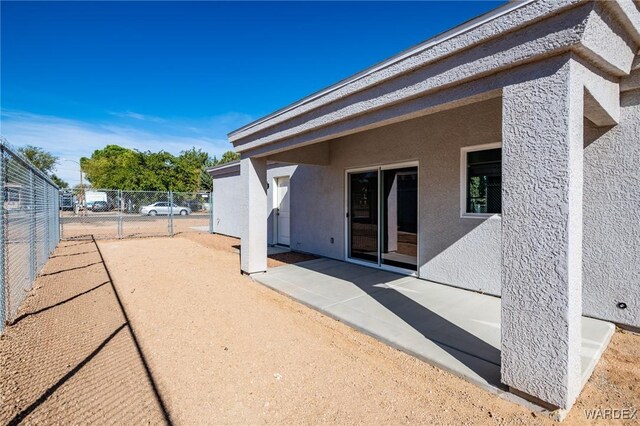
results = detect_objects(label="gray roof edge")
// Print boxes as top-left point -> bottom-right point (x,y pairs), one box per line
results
227,0 -> 537,139
206,160 -> 241,177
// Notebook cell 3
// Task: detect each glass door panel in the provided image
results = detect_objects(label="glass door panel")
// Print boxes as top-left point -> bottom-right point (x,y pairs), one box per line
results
381,167 -> 418,270
348,171 -> 378,263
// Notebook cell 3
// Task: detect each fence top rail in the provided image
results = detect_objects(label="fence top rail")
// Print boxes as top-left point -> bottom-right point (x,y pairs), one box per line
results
62,188 -> 211,194
0,136 -> 60,189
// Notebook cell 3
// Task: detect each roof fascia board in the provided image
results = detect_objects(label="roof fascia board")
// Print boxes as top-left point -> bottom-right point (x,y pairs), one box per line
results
235,4 -> 593,153
229,0 -> 581,142
600,0 -> 640,46
206,160 -> 240,177
578,1 -> 639,76
239,53 -> 594,159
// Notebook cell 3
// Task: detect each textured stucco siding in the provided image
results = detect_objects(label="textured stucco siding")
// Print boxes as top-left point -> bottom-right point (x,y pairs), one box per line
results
212,172 -> 244,238
287,97 -> 503,294
583,90 -> 640,329
216,90 -> 640,330
231,0 -> 586,147
212,164 -> 297,243
500,56 -> 583,409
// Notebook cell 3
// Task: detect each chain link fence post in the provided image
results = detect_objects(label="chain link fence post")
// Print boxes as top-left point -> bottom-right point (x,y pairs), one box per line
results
58,189 -> 63,240
117,189 -> 123,238
29,170 -> 36,284
55,188 -> 60,244
168,191 -> 174,236
44,182 -> 49,261
0,147 -> 5,331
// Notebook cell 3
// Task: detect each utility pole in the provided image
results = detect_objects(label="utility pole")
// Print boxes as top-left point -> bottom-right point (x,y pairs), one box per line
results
79,163 -> 85,217
61,158 -> 85,216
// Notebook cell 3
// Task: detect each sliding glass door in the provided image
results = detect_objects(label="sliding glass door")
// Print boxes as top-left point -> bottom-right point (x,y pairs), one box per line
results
348,171 -> 379,263
347,164 -> 418,273
381,167 -> 418,270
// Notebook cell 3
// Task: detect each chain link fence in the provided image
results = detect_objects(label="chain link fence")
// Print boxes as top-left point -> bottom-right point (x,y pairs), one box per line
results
60,188 -> 213,239
1,138 -> 60,332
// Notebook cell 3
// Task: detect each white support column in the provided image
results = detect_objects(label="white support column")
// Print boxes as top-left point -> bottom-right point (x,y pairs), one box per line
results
240,156 -> 268,274
501,55 -> 583,410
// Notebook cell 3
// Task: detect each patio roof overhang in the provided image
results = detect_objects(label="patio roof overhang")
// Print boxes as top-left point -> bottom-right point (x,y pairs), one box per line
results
228,0 -> 640,159
233,0 -> 640,413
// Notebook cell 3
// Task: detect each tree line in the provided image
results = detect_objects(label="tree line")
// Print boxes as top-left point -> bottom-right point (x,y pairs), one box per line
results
18,145 -> 70,188
18,144 -> 240,192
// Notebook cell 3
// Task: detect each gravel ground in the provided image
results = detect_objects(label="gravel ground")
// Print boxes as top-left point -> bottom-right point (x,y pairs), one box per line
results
179,232 -> 317,268
60,215 -> 210,239
0,233 -> 638,425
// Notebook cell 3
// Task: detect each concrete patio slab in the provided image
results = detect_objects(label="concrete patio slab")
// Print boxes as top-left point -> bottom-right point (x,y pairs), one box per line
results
253,258 -> 614,400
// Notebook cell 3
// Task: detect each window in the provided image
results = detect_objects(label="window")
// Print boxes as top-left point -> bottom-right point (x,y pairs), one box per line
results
461,145 -> 501,216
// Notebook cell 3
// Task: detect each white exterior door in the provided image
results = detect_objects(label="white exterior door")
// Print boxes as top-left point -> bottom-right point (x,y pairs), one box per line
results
276,177 -> 291,246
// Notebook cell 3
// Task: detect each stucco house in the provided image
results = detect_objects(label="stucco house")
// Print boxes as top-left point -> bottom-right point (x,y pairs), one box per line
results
208,0 -> 640,413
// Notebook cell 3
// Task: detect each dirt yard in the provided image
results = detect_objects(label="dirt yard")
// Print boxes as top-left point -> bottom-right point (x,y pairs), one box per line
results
1,234 -> 638,425
60,214 -> 210,239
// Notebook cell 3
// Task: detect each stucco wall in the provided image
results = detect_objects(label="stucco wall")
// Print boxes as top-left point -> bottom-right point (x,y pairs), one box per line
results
583,90 -> 640,328
286,92 -> 639,328
212,164 -> 297,244
215,93 -> 640,328
288,97 -> 504,295
212,172 -> 244,238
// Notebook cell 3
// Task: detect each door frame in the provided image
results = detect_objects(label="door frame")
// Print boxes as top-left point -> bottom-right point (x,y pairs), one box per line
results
273,175 -> 291,247
344,161 -> 419,276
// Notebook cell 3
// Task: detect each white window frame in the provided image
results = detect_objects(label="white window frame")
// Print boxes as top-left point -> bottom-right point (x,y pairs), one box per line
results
343,160 -> 420,277
460,142 -> 502,219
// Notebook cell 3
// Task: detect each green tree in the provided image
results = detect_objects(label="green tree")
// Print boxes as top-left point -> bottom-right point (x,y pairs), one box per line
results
176,148 -> 211,192
81,145 -> 217,192
17,145 -> 69,188
18,145 -> 58,174
50,174 -> 69,188
218,150 -> 240,164
199,157 -> 217,192
81,145 -> 144,189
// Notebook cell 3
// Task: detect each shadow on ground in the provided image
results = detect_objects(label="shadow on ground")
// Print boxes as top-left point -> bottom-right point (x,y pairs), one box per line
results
231,243 -> 317,267
0,237 -> 172,425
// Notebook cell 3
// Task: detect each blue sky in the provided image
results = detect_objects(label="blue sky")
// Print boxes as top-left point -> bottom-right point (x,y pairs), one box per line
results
1,1 -> 504,185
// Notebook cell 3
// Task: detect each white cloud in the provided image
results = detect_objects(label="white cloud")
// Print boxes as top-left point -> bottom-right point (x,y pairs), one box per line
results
107,110 -> 166,122
0,110 -> 251,186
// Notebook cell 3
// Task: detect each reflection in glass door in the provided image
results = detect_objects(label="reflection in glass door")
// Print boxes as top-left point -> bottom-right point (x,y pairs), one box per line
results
381,167 -> 418,270
347,165 -> 418,272
348,171 -> 378,263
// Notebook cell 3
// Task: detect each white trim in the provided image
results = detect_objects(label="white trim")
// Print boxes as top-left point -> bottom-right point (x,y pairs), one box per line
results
459,142 -> 502,219
344,161 -> 420,276
380,161 -> 420,171
271,176 -> 278,245
273,175 -> 291,246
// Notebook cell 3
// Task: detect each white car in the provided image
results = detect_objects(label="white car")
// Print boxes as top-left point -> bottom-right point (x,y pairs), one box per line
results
140,202 -> 191,216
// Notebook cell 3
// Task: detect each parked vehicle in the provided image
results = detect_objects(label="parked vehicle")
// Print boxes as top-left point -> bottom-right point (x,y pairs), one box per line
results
140,202 -> 191,216
91,201 -> 110,212
84,191 -> 108,209
185,200 -> 203,212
